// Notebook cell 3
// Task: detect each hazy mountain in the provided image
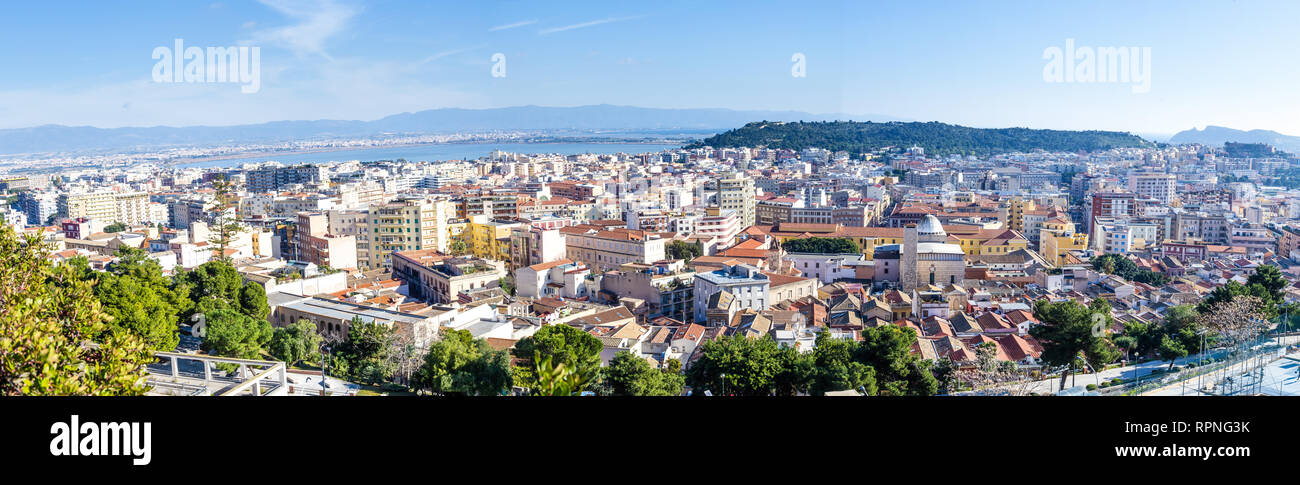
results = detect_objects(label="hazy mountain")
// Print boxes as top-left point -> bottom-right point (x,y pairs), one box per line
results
0,105 -> 906,156
1168,125 -> 1300,153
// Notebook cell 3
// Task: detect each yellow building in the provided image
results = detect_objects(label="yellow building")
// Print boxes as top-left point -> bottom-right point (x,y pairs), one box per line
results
758,222 -> 1031,261
461,215 -> 521,262
1000,197 -> 1033,233
1039,216 -> 1089,266
947,228 -> 1030,256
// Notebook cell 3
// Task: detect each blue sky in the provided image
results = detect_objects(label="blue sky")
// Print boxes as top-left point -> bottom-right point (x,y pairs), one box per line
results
1,0 -> 1297,136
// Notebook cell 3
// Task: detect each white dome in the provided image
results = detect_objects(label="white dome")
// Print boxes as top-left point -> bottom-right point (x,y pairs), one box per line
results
917,214 -> 945,236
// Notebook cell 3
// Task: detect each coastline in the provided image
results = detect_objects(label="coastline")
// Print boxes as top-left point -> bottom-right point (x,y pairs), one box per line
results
168,139 -> 689,167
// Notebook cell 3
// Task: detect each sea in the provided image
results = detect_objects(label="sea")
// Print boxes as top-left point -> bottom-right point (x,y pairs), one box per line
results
176,141 -> 684,169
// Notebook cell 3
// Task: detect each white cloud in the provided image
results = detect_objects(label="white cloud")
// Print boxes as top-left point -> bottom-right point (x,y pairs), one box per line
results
539,16 -> 642,35
420,45 -> 487,64
247,0 -> 357,59
489,20 -> 537,32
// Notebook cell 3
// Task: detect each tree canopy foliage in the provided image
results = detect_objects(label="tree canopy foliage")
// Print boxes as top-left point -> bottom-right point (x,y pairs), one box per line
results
201,308 -> 272,364
782,237 -> 861,254
603,351 -> 685,396
90,246 -> 191,353
413,329 -> 512,396
1030,299 -> 1121,391
331,316 -> 397,385
686,327 -> 936,396
1090,253 -> 1168,287
269,319 -> 323,367
685,120 -> 1152,157
1198,265 -> 1292,319
512,324 -> 603,391
0,226 -> 152,395
666,240 -> 704,262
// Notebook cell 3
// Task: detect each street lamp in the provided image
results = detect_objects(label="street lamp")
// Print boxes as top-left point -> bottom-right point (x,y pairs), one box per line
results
320,343 -> 331,397
1077,351 -> 1099,390
720,373 -> 726,397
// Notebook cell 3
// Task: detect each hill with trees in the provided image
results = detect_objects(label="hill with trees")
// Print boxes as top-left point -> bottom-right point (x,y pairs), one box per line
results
685,120 -> 1152,156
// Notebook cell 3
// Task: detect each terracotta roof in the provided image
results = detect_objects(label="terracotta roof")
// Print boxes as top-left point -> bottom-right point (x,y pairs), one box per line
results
525,258 -> 575,271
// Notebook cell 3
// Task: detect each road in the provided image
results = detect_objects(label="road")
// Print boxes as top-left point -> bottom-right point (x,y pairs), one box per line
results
994,335 -> 1300,395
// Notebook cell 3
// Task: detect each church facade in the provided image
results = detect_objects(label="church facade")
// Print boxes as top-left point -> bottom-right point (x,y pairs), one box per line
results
872,214 -> 965,292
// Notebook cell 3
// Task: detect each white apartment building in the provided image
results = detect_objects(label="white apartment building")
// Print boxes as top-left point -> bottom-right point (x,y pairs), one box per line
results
693,264 -> 770,323
1128,173 -> 1176,205
783,252 -> 866,285
560,226 -> 667,273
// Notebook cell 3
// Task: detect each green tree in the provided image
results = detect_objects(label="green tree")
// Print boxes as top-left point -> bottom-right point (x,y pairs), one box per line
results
268,319 -> 323,367
686,335 -> 796,396
808,331 -> 876,396
207,175 -> 242,262
449,239 -> 467,256
238,281 -> 269,321
773,344 -> 816,396
181,260 -> 268,323
333,316 -> 396,385
604,351 -> 685,396
412,329 -> 512,396
1161,305 -> 1206,355
854,325 -> 938,395
1030,299 -> 1121,391
0,226 -> 152,395
1121,321 -> 1162,358
498,276 -> 515,297
1112,335 -> 1137,363
531,350 -> 599,396
782,237 -> 862,254
666,240 -> 704,262
200,309 -> 273,370
512,324 -> 603,390
90,246 -> 189,352
1091,253 -> 1168,286
1199,278 -> 1281,319
104,222 -> 128,233
1157,334 -> 1187,370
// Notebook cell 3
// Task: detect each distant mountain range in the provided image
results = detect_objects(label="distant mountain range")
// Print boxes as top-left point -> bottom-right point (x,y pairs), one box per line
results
1168,125 -> 1300,154
0,105 -> 906,156
687,120 -> 1153,156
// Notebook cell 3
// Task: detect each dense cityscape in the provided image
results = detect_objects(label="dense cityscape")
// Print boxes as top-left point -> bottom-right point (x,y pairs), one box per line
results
4,138 -> 1298,397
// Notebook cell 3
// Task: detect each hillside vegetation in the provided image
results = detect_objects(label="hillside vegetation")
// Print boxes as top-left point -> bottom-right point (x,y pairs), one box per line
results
686,120 -> 1152,156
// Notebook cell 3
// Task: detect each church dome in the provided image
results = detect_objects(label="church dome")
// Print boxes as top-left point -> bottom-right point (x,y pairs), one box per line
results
917,214 -> 945,237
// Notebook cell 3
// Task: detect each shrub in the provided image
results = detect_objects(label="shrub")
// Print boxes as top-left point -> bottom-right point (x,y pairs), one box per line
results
1086,384 -> 1097,391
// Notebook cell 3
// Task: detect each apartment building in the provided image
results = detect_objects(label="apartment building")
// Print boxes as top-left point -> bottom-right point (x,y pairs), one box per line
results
391,249 -> 506,304
696,208 -> 740,247
293,212 -> 357,269
246,165 -> 328,193
59,191 -> 150,225
508,226 -> 567,269
515,258 -> 591,299
600,261 -> 695,322
1128,172 -> 1177,204
693,263 -> 770,324
716,171 -> 756,228
461,216 -> 523,262
369,198 -> 452,269
327,209 -> 372,269
559,224 -> 668,272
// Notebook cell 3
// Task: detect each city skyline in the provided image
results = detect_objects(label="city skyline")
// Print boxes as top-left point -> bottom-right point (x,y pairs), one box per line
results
3,0 -> 1300,137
